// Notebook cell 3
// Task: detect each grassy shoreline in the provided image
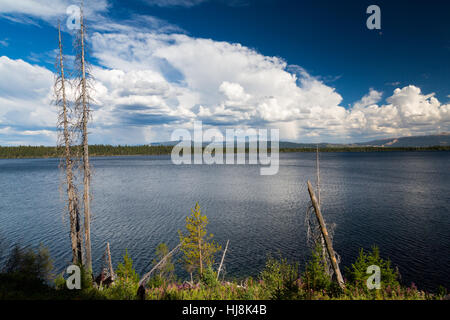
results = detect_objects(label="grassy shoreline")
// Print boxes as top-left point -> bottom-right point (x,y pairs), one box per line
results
1,244 -> 447,300
1,145 -> 449,159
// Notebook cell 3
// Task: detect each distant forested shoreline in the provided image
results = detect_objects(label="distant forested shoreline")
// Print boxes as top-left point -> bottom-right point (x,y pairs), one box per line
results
0,145 -> 449,159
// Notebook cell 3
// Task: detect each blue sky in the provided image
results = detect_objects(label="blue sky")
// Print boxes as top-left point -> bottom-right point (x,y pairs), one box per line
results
0,0 -> 449,145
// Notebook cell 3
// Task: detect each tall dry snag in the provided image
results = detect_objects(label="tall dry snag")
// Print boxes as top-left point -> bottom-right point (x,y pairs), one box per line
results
54,22 -> 83,264
74,4 -> 93,272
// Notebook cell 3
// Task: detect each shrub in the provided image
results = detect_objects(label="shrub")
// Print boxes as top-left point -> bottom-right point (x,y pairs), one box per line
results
3,243 -> 53,283
147,274 -> 165,288
54,273 -> 66,290
436,285 -> 448,299
260,254 -> 299,299
201,265 -> 219,288
302,244 -> 335,297
103,249 -> 139,300
345,246 -> 400,296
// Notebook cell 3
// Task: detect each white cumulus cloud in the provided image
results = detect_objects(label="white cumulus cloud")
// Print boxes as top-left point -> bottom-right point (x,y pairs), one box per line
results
0,18 -> 449,145
0,56 -> 56,138
0,0 -> 109,26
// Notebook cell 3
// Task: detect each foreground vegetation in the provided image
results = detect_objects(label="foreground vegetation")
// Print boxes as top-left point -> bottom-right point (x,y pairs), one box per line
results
1,243 -> 447,300
0,203 -> 448,300
0,145 -> 449,159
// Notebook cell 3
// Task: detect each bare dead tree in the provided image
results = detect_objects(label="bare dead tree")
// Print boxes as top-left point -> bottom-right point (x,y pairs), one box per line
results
74,2 -> 93,272
55,22 -> 83,264
106,242 -> 114,281
216,240 -> 229,281
305,146 -> 342,279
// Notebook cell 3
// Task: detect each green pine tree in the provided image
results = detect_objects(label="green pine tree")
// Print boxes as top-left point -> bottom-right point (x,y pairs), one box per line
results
104,249 -> 139,300
178,202 -> 221,278
116,249 -> 139,283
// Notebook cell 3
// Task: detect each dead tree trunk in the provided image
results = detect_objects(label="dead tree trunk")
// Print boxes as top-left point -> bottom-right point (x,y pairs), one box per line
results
80,8 -> 92,273
56,23 -> 83,264
307,180 -> 345,290
315,146 -> 328,271
106,242 -> 114,281
75,4 -> 92,272
216,240 -> 229,281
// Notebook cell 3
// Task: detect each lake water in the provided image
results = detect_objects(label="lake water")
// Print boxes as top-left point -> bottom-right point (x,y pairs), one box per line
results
0,152 -> 449,292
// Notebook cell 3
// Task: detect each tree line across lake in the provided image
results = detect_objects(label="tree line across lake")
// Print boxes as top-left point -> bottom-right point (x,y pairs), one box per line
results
0,145 -> 449,159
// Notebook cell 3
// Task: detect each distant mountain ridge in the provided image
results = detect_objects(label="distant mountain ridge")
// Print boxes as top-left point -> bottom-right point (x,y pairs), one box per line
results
150,141 -> 341,148
354,132 -> 450,147
150,133 -> 450,148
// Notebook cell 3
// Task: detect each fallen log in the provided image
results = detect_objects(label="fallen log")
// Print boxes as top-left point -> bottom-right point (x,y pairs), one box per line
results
307,180 -> 345,290
139,243 -> 182,287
